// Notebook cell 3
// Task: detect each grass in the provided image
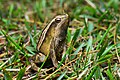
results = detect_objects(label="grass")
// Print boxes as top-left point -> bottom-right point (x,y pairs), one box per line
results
0,0 -> 120,80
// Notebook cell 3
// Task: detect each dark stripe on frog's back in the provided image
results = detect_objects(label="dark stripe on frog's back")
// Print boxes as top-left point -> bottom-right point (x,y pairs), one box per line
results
37,21 -> 57,55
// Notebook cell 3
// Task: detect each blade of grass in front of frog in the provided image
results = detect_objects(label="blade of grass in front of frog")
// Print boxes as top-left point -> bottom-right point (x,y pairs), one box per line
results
58,28 -> 82,68
35,51 -> 50,78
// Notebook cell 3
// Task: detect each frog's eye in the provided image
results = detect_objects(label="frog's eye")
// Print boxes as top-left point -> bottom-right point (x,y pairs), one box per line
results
55,18 -> 61,23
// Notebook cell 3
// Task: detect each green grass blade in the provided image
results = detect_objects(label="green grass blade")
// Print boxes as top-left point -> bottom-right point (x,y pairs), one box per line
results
25,21 -> 36,49
58,28 -> 82,68
98,10 -> 108,23
3,69 -> 12,80
16,67 -> 26,80
106,69 -> 114,80
96,24 -> 112,50
86,66 -> 98,80
1,30 -> 26,55
71,28 -> 82,45
73,43 -> 85,55
86,36 -> 92,52
98,54 -> 113,63
101,44 -> 115,56
57,71 -> 67,80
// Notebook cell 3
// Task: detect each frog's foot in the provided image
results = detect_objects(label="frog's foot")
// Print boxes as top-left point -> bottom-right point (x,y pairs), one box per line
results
31,62 -> 39,71
52,58 -> 58,68
34,53 -> 46,63
29,53 -> 46,71
50,50 -> 58,68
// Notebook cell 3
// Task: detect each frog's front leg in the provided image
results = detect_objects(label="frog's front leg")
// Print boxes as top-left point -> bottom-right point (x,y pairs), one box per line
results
50,48 -> 58,68
50,40 -> 58,68
29,53 -> 46,71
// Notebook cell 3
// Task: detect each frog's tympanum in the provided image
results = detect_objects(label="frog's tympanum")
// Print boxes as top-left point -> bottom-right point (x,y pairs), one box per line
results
29,14 -> 69,71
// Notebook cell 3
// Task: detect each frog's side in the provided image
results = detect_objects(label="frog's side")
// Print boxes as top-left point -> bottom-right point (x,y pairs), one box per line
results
29,14 -> 69,71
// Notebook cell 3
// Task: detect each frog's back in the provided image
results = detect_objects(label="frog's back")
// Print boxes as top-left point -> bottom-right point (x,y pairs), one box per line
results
39,25 -> 55,55
37,20 -> 57,55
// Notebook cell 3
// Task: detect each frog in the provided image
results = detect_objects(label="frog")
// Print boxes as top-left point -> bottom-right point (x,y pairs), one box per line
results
29,14 -> 69,71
